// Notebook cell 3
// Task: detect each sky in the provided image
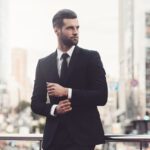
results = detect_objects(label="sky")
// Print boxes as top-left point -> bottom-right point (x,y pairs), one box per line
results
9,0 -> 119,81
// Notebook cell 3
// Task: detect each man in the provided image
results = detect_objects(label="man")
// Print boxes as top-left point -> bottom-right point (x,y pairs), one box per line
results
31,9 -> 108,150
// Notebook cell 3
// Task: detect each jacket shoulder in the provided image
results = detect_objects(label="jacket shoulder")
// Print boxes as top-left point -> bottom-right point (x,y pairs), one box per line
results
77,46 -> 99,57
38,51 -> 56,64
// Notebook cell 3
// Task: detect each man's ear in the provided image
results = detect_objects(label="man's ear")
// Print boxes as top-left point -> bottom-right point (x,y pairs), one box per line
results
54,27 -> 60,35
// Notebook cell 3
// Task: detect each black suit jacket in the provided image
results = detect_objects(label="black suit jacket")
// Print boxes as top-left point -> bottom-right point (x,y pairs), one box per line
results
31,46 -> 108,149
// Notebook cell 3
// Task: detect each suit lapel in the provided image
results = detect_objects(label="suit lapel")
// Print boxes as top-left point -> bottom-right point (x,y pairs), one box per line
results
46,47 -> 80,84
67,46 -> 80,81
46,51 -> 59,82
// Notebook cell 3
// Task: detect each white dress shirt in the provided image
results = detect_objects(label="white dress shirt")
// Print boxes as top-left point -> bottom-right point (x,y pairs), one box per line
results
50,46 -> 75,116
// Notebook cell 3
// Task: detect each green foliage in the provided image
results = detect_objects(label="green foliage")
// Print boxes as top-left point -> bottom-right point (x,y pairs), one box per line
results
15,100 -> 30,113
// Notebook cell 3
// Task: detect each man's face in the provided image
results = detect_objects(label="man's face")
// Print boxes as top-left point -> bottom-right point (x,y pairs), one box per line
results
56,18 -> 79,47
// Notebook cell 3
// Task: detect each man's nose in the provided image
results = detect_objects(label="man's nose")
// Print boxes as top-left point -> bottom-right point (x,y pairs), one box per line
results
73,27 -> 78,35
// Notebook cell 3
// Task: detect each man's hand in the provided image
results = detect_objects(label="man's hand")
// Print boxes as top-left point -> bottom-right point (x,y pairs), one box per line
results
47,82 -> 68,97
55,100 -> 72,115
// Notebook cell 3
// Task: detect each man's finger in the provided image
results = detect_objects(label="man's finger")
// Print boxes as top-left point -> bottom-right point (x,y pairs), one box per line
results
47,87 -> 55,91
48,90 -> 55,94
48,91 -> 57,96
63,107 -> 72,113
61,102 -> 71,108
47,83 -> 56,87
48,84 -> 55,88
56,105 -> 72,115
62,106 -> 72,111
60,101 -> 71,106
66,107 -> 72,111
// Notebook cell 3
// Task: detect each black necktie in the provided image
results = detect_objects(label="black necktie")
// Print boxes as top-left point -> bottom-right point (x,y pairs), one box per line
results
60,53 -> 69,83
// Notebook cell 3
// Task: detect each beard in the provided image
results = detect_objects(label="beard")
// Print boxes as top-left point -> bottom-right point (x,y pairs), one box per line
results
61,35 -> 78,47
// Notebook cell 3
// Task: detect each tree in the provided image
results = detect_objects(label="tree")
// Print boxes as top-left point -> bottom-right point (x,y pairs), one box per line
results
15,100 -> 30,113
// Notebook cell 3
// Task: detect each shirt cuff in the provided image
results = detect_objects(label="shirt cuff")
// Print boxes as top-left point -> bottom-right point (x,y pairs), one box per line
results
68,88 -> 72,99
50,104 -> 58,116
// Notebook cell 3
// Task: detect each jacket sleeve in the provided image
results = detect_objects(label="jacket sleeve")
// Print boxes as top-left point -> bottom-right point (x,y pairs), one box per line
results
31,60 -> 53,118
71,51 -> 108,106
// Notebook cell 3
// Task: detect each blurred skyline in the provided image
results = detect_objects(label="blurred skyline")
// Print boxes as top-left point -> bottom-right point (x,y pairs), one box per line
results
1,2 -> 150,149
9,0 -> 119,81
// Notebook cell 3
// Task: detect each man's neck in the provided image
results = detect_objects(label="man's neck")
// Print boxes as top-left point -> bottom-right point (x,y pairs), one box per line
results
57,44 -> 72,52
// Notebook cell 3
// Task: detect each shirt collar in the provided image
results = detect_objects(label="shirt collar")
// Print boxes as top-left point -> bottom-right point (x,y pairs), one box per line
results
57,46 -> 75,60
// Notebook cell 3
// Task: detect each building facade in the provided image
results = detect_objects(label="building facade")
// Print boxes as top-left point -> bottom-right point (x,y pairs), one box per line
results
0,0 -> 10,111
8,48 -> 32,108
0,0 -> 10,82
119,0 -> 150,128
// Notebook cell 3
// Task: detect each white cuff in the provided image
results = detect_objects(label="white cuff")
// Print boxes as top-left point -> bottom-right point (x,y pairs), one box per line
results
50,104 -> 58,116
68,88 -> 72,99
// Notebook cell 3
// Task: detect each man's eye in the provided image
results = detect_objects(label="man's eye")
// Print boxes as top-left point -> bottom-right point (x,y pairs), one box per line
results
67,27 -> 73,30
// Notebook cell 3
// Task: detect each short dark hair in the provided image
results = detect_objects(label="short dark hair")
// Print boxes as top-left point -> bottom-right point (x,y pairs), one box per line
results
52,9 -> 77,28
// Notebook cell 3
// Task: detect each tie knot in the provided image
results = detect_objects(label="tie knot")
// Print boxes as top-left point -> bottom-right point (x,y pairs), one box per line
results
61,53 -> 69,60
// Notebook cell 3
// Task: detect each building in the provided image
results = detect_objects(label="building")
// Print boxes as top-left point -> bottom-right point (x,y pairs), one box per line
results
0,0 -> 10,82
99,76 -> 120,133
0,0 -> 10,111
8,48 -> 31,108
11,48 -> 27,87
119,0 -> 150,128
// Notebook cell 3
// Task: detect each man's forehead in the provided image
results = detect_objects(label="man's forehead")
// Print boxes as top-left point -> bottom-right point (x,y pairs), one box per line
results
63,18 -> 79,26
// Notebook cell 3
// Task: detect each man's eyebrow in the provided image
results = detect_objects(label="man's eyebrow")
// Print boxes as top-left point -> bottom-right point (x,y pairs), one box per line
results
66,25 -> 80,28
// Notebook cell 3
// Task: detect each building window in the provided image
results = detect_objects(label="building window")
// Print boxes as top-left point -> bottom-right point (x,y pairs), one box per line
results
146,13 -> 150,38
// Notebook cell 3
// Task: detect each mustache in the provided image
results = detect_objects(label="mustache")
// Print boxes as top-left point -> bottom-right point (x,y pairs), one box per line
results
71,36 -> 78,38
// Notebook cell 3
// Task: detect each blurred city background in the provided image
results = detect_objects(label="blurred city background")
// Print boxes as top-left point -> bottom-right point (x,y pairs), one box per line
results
0,0 -> 150,149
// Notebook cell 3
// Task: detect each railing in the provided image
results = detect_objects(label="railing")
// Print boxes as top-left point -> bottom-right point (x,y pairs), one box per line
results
0,134 -> 43,150
0,134 -> 150,150
105,134 -> 150,150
